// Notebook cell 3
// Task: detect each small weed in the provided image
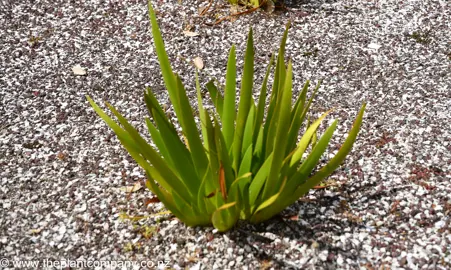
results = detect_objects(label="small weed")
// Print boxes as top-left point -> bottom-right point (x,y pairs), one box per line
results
28,35 -> 42,48
260,260 -> 274,270
375,132 -> 397,148
123,242 -> 134,252
343,211 -> 363,224
408,30 -> 431,45
123,242 -> 142,253
119,211 -> 147,222
338,199 -> 363,223
23,141 -> 42,149
141,224 -> 158,239
302,48 -> 319,57
314,178 -> 340,189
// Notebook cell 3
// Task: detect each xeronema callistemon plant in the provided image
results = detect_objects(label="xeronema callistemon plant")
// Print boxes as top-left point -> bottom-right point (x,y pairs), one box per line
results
87,1 -> 366,232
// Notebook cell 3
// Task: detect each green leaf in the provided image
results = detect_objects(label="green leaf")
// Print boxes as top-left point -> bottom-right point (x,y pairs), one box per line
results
222,45 -> 237,151
214,185 -> 226,209
204,110 -> 220,189
203,195 -> 218,216
212,202 -> 238,232
264,54 -> 286,158
145,176 -> 186,221
303,122 -> 337,172
228,173 -> 252,219
195,70 -> 208,151
311,127 -> 318,149
152,108 -> 199,196
288,103 -> 366,202
206,81 -> 224,119
241,105 -> 255,157
291,80 -> 309,121
87,97 -> 139,153
144,87 -> 167,121
285,120 -> 338,193
268,21 -> 290,108
238,144 -> 253,178
253,53 -> 274,147
250,177 -> 286,223
145,118 -> 174,169
262,61 -> 293,199
248,153 -> 273,207
298,81 -> 321,128
173,75 -> 209,182
144,88 -> 185,150
276,49 -> 287,99
253,126 -> 264,157
232,27 -> 254,172
147,3 -> 178,112
278,22 -> 290,66
149,3 -> 209,183
285,80 -> 309,154
87,96 -> 192,202
196,167 -> 210,215
172,189 -> 209,227
261,23 -> 289,159
213,115 -> 235,190
290,109 -> 332,168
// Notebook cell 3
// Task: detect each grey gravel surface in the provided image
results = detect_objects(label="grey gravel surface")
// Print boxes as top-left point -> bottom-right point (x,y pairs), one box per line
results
1,0 -> 450,269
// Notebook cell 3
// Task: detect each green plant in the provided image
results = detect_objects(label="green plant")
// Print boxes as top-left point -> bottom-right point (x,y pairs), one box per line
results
247,0 -> 260,8
228,0 -> 265,8
87,1 -> 366,232
408,30 -> 431,45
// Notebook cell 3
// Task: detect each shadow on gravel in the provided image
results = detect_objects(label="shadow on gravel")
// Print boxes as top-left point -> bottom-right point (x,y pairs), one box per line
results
225,179 -> 416,267
226,191 -> 367,268
283,0 -> 340,9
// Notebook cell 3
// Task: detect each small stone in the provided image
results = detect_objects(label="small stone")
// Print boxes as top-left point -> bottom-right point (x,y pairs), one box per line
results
193,57 -> 204,70
55,225 -> 66,242
3,200 -> 11,209
75,203 -> 87,213
319,250 -> 328,261
183,31 -> 199,37
311,241 -> 319,249
223,234 -> 230,242
337,255 -> 344,266
368,43 -> 381,50
434,220 -> 445,229
72,65 -> 87,76
190,262 -> 201,270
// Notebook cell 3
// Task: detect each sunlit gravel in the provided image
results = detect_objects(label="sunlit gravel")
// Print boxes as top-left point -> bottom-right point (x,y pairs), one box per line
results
0,0 -> 450,269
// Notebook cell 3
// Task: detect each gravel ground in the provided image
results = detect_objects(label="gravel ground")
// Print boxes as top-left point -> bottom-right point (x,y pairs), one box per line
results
1,0 -> 450,269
